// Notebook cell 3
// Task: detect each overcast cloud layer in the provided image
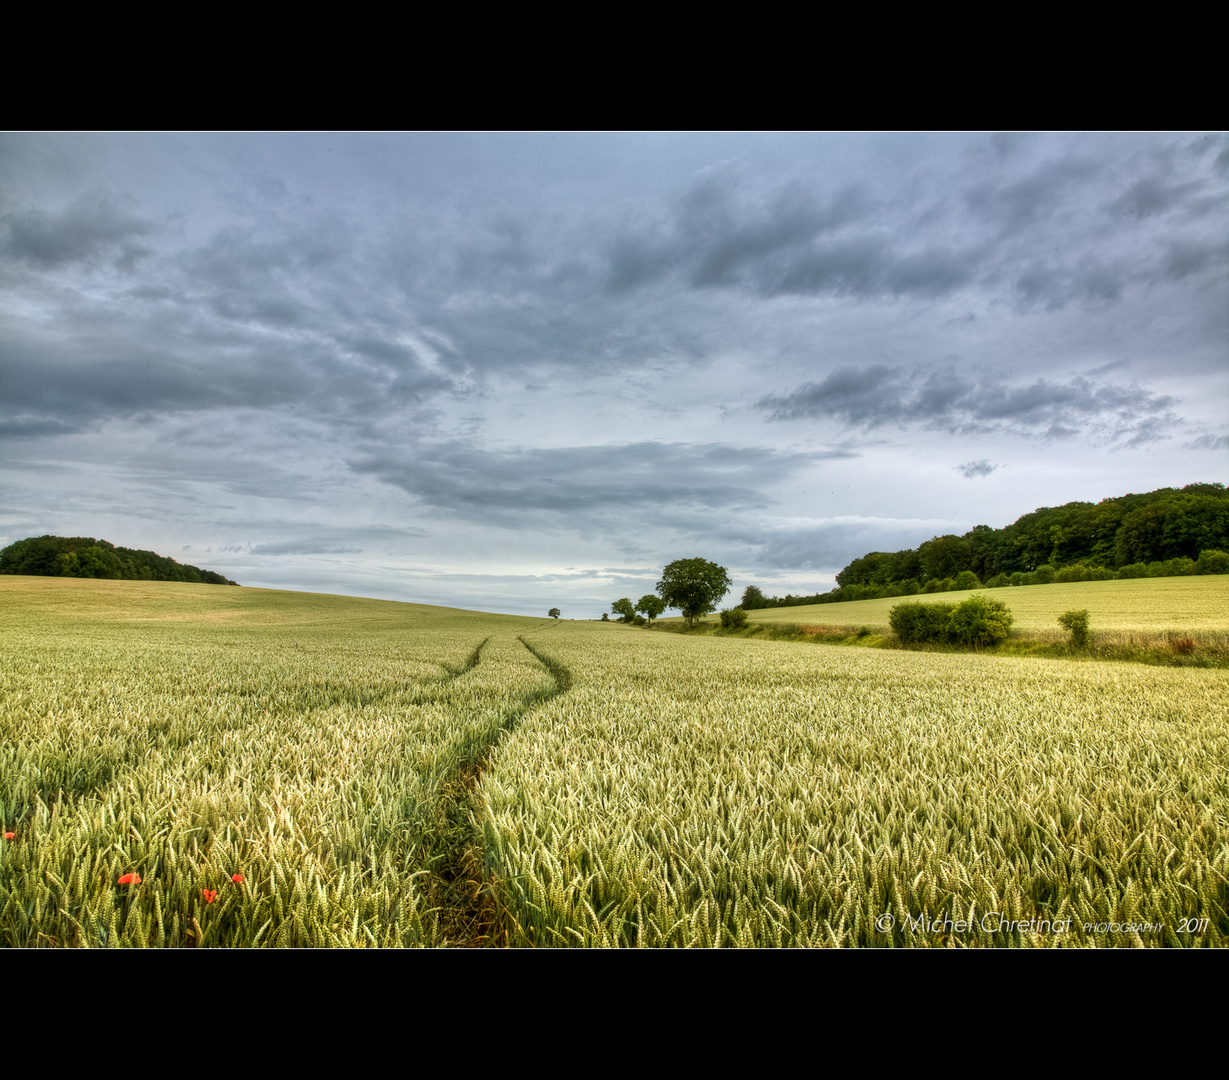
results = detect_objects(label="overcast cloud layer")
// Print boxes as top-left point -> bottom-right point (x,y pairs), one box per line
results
2,133 -> 1226,616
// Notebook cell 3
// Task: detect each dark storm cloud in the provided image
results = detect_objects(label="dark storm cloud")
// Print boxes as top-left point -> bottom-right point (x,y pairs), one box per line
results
351,441 -> 850,523
604,173 -> 973,301
0,207 -> 456,439
5,135 -> 1224,451
756,365 -> 1179,445
597,135 -> 1228,313
0,192 -> 154,269
956,460 -> 997,478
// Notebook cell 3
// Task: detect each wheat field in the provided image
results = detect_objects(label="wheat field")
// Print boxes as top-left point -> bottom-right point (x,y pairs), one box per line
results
734,575 -> 1229,632
3,577 -> 1225,946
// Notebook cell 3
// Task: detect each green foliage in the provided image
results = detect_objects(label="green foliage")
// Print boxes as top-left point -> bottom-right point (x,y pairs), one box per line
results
719,607 -> 749,629
635,595 -> 666,624
0,534 -> 238,585
740,585 -> 767,609
954,570 -> 981,590
1197,549 -> 1229,574
833,484 -> 1229,599
890,601 -> 958,644
611,598 -> 635,623
946,595 -> 1014,648
548,608 -> 561,619
656,558 -> 731,628
1053,564 -> 1116,583
919,535 -> 973,580
1058,609 -> 1091,649
891,596 -> 1014,648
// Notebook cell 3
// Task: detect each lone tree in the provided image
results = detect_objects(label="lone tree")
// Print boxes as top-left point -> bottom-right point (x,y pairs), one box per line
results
548,608 -> 561,619
635,594 -> 666,625
657,557 -> 731,628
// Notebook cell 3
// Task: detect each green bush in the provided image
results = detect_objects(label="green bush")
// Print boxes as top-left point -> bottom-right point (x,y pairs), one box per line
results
954,570 -> 981,590
1196,549 -> 1229,574
946,595 -> 1014,648
719,607 -> 749,629
1054,564 -> 1115,583
891,596 -> 1013,648
890,601 -> 957,643
1057,609 -> 1090,649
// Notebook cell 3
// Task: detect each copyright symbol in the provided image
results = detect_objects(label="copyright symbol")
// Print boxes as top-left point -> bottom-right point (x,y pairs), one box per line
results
876,913 -> 894,932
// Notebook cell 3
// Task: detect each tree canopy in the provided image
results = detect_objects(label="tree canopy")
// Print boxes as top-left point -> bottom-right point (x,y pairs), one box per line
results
0,535 -> 238,585
635,594 -> 665,625
656,558 -> 731,627
611,598 -> 635,623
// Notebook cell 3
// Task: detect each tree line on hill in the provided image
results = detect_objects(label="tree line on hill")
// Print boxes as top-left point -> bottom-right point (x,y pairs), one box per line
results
741,483 -> 1229,610
0,535 -> 239,586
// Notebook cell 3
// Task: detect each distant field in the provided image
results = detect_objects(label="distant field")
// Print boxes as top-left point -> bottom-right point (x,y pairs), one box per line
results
0,574 -> 532,629
727,576 -> 1229,633
3,576 -> 1226,947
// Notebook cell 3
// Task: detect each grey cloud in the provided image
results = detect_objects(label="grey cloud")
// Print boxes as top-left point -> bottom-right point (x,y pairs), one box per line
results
726,516 -> 956,572
0,415 -> 87,439
351,441 -> 845,523
757,365 -> 1180,445
757,366 -> 903,425
1164,239 -> 1228,280
1185,433 -> 1229,450
956,459 -> 997,478
606,232 -> 677,292
965,157 -> 1099,236
248,539 -> 363,555
1110,176 -> 1199,220
1,191 -> 153,268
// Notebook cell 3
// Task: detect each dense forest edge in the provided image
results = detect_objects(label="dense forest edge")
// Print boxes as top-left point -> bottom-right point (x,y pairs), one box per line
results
742,482 -> 1229,610
0,535 -> 238,586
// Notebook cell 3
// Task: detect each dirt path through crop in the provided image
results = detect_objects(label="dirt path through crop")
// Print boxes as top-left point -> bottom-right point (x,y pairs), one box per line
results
428,635 -> 571,946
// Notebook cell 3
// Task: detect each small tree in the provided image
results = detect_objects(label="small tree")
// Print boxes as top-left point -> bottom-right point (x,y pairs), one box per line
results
548,608 -> 561,619
611,598 -> 635,623
1058,609 -> 1090,649
656,558 -> 732,628
635,594 -> 666,625
719,607 -> 749,629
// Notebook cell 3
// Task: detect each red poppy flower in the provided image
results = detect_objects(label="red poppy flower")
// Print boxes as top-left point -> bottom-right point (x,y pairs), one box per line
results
3,832 -> 13,841
202,889 -> 217,904
117,873 -> 141,885
231,873 -> 244,883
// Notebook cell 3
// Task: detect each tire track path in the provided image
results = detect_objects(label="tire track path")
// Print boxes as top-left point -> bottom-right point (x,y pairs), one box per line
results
427,634 -> 571,946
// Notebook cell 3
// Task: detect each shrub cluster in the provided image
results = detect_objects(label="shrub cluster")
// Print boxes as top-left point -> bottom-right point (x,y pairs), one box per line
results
890,595 -> 1014,648
719,607 -> 749,629
1058,609 -> 1091,649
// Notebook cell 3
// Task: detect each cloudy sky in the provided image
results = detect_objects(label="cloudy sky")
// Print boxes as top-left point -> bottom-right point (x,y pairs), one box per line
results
2,132 -> 1226,616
